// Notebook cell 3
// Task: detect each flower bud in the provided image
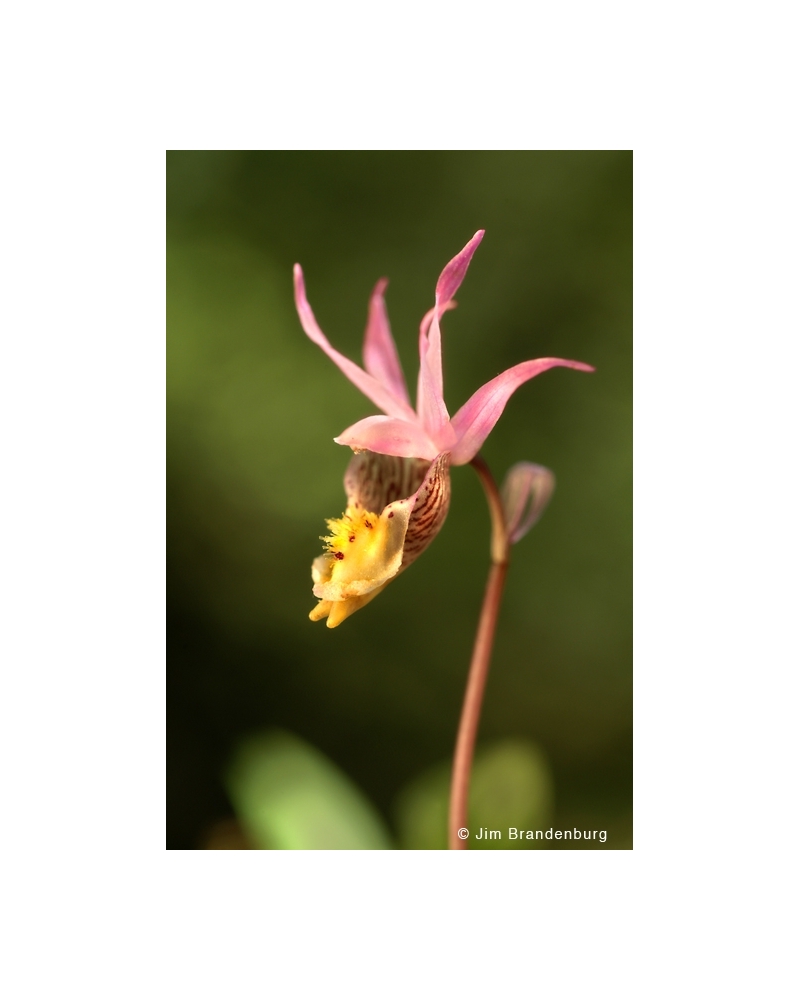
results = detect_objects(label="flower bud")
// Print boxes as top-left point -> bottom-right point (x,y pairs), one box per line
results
501,462 -> 555,545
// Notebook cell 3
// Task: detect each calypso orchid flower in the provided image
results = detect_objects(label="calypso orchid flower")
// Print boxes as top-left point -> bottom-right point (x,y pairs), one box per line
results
294,231 -> 593,627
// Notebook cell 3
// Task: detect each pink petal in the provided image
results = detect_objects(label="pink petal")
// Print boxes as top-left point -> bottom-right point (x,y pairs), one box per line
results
416,309 -> 450,437
448,358 -> 595,465
415,301 -> 457,414
435,230 -> 484,306
334,415 -> 439,460
418,299 -> 457,344
362,278 -> 410,406
294,265 -> 416,422
501,462 -> 556,544
414,232 -> 483,437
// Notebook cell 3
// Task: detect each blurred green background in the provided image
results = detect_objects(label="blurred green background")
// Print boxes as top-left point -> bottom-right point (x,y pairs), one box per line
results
167,151 -> 631,849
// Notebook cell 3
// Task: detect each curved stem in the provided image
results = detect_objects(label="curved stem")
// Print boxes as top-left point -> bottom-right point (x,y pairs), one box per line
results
448,455 -> 509,850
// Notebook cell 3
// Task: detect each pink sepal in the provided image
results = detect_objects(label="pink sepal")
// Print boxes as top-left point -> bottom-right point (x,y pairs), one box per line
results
416,308 -> 450,438
294,264 -> 416,422
362,278 -> 410,406
334,415 -> 439,460
449,357 -> 595,465
435,230 -> 484,306
415,230 -> 484,434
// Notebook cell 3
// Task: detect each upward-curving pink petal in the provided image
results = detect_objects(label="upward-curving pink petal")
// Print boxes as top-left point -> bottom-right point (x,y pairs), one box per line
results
293,265 -> 417,422
435,230 -> 484,306
334,414 -> 439,460
415,231 -> 484,438
448,358 -> 595,465
416,300 -> 457,401
362,279 -> 410,406
416,309 -> 451,438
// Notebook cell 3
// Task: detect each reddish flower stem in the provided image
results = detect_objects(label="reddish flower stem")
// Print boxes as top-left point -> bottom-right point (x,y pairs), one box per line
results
448,455 -> 510,850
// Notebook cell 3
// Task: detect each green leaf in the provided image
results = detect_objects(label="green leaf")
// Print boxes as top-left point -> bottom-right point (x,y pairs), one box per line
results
225,730 -> 393,850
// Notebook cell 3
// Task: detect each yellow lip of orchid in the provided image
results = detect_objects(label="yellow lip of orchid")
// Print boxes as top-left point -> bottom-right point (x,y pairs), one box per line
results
309,451 -> 451,627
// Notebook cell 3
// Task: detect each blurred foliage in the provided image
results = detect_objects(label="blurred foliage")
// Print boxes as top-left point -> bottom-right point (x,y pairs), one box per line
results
225,731 -> 392,850
395,739 -> 554,850
167,151 -> 632,849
